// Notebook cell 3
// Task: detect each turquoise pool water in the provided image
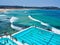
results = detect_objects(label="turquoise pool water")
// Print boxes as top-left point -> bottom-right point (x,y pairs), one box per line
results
13,27 -> 60,45
0,38 -> 17,45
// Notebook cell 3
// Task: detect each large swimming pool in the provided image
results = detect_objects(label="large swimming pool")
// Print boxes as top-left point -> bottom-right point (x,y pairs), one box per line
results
0,38 -> 17,45
13,27 -> 60,45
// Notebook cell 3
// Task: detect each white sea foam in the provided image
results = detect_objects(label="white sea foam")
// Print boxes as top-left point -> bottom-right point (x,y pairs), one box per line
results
11,24 -> 22,30
10,16 -> 18,23
10,16 -> 22,30
28,15 -> 60,34
52,27 -> 60,34
28,15 -> 49,26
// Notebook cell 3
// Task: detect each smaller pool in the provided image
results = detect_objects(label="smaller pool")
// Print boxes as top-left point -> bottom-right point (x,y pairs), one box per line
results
0,38 -> 17,45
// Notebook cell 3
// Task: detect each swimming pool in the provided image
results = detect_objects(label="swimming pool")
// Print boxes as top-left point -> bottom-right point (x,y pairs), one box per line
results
13,27 -> 60,45
0,38 -> 17,45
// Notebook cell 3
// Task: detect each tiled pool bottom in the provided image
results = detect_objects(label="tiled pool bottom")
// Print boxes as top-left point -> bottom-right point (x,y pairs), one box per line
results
0,38 -> 17,45
13,27 -> 60,45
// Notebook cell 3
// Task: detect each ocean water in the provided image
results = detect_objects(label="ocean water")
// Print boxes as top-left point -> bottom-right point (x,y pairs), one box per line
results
30,10 -> 60,29
0,9 -> 60,29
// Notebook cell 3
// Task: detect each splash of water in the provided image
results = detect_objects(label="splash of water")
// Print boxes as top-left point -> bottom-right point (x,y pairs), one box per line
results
10,16 -> 22,30
10,16 -> 18,23
11,24 -> 22,30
